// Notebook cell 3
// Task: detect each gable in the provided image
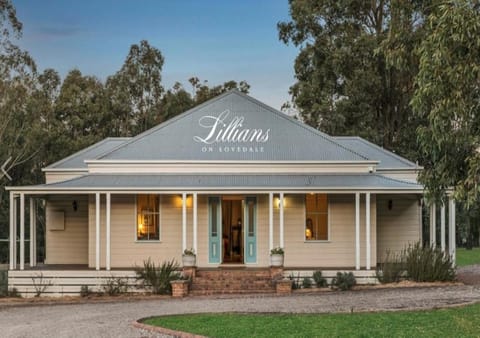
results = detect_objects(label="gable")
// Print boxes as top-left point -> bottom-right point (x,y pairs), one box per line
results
99,91 -> 368,162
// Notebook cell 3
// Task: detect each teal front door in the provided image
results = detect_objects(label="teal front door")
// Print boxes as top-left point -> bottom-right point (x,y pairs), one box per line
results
208,197 -> 221,263
244,197 -> 257,263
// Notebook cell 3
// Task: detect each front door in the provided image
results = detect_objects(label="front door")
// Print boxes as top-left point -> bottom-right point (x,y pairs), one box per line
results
244,197 -> 257,263
208,197 -> 221,263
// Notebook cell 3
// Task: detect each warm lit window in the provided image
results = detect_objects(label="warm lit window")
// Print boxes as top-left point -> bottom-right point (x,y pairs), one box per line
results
305,194 -> 329,241
136,194 -> 160,241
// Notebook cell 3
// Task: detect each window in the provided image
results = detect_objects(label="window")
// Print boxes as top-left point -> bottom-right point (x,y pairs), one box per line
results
305,194 -> 328,241
136,194 -> 160,241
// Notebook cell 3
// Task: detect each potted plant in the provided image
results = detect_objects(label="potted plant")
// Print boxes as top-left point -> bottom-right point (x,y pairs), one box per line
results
270,247 -> 284,267
182,248 -> 196,267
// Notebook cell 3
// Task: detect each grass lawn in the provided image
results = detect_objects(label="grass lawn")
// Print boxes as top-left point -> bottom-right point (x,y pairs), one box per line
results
144,303 -> 480,338
456,247 -> 480,267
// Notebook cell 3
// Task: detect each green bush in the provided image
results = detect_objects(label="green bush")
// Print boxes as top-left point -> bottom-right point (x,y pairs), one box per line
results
403,242 -> 455,282
101,277 -> 129,296
135,258 -> 180,295
302,277 -> 312,288
80,285 -> 91,297
312,271 -> 328,287
288,273 -> 301,290
376,250 -> 405,284
0,270 -> 7,297
331,272 -> 356,291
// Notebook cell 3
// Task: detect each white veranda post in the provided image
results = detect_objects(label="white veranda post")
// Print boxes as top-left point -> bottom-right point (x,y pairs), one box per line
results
355,192 -> 360,270
365,192 -> 371,270
182,193 -> 187,252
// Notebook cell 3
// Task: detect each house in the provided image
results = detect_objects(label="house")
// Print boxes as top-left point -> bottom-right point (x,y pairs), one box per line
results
6,90 -> 456,295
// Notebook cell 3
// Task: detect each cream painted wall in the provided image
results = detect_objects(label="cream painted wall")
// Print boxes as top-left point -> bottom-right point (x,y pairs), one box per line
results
45,195 -> 88,264
282,194 -> 377,269
376,194 -> 421,261
45,193 -> 421,268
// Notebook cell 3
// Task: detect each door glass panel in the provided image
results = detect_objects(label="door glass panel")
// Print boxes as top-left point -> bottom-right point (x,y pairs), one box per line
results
211,202 -> 217,237
248,200 -> 254,236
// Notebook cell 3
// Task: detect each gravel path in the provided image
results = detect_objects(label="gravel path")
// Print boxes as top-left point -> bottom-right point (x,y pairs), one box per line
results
1,285 -> 480,338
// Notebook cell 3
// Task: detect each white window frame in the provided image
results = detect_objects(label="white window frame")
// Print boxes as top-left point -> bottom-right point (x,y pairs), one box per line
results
304,193 -> 331,242
134,194 -> 161,242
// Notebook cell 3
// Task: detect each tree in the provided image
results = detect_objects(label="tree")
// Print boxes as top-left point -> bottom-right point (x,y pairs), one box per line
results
412,1 -> 480,245
53,69 -> 108,158
278,0 -> 429,160
107,40 -> 164,135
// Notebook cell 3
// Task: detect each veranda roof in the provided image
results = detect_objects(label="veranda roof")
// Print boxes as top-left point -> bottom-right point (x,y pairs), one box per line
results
7,173 -> 423,193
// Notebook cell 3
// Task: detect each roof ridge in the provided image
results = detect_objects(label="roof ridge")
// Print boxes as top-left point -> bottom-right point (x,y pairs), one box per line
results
97,90 -> 236,160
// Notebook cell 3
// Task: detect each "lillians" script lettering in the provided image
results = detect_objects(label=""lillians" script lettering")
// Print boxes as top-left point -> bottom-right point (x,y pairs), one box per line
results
193,110 -> 270,145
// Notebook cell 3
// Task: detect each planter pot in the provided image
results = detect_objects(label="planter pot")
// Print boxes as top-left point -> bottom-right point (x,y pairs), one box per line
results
170,280 -> 189,298
182,254 -> 196,267
270,254 -> 284,267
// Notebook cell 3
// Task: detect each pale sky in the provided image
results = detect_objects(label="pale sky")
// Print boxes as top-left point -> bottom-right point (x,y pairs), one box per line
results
14,0 -> 299,110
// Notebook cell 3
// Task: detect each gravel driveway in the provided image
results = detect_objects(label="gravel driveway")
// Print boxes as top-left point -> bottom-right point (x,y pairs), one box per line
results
1,284 -> 480,338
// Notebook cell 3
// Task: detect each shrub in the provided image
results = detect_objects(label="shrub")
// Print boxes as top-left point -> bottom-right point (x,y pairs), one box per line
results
8,287 -> 20,297
0,270 -> 7,297
270,247 -> 284,255
183,248 -> 196,256
312,271 -> 328,288
376,250 -> 405,284
403,242 -> 455,282
288,273 -> 301,290
302,277 -> 312,289
31,273 -> 52,297
80,285 -> 91,297
101,277 -> 129,296
331,272 -> 356,291
135,258 -> 180,295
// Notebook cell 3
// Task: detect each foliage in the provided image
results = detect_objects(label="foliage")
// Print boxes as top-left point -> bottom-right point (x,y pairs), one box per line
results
403,242 -> 455,282
134,258 -> 180,295
331,272 -> 356,291
183,248 -> 195,256
376,250 -> 405,284
301,277 -> 312,289
412,1 -> 480,210
278,0 -> 429,160
0,269 -> 7,296
270,247 -> 284,255
143,303 -> 480,338
456,247 -> 480,267
80,285 -> 91,297
312,270 -> 328,288
288,273 -> 301,290
31,272 -> 52,297
101,277 -> 129,296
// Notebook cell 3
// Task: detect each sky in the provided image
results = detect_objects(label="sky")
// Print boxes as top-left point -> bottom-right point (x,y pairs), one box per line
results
13,0 -> 299,110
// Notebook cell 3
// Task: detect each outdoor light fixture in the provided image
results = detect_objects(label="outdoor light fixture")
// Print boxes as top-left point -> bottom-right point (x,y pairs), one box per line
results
72,200 -> 78,212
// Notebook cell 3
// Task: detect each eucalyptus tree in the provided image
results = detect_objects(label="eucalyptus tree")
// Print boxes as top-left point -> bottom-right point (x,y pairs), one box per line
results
278,0 -> 430,160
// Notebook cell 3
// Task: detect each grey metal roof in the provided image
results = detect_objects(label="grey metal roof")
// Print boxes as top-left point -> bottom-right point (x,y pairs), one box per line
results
334,137 -> 417,169
24,173 -> 422,191
98,91 -> 369,162
46,138 -> 131,169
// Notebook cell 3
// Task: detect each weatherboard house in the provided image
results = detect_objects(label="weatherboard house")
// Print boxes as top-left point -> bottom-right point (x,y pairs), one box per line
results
7,91 -> 456,295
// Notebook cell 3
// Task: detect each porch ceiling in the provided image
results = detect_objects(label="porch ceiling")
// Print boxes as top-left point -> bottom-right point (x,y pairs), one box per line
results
6,173 -> 424,193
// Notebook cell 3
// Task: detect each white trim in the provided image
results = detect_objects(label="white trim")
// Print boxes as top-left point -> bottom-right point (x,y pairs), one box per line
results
29,198 -> 34,267
430,202 -> 436,246
42,168 -> 89,172
269,192 -> 273,251
279,192 -> 284,248
9,192 -> 14,270
182,193 -> 187,252
366,192 -> 371,270
85,159 -> 380,165
448,198 -> 456,262
106,192 -> 111,271
355,192 -> 360,270
20,193 -> 25,270
440,204 -> 446,252
95,192 -> 100,271
193,192 -> 198,253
